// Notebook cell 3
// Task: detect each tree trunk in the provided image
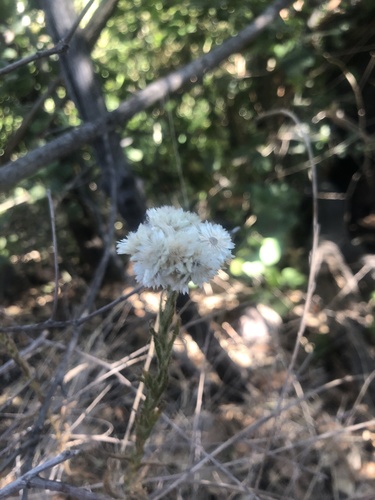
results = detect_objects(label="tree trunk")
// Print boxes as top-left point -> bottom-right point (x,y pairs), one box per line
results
41,0 -> 146,230
41,0 -> 249,398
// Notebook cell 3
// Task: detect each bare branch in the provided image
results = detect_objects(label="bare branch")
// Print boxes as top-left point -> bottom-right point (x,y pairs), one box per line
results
0,0 -> 117,163
258,109 -> 320,387
1,286 -> 143,333
0,0 -> 293,192
0,450 -> 82,499
26,477 -> 110,500
83,0 -> 120,48
1,78 -> 61,163
0,40 -> 68,78
0,0 -> 96,77
149,375 -> 365,499
254,108 -> 320,488
47,190 -> 59,319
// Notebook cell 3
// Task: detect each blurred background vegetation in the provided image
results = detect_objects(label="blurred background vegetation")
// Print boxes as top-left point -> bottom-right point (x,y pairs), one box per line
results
3,1 -> 375,497
1,0 -> 375,311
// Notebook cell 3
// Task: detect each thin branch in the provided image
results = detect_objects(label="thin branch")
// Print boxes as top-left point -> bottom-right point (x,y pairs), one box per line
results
323,52 -> 375,199
0,450 -> 80,499
269,418 -> 375,456
19,123 -> 122,481
1,285 -> 143,333
47,190 -> 59,319
76,131 -> 119,316
0,78 -> 61,163
0,40 -> 68,78
28,476 -> 110,500
83,0 -> 120,49
0,330 -> 48,377
254,109 -> 320,490
20,236 -> 121,475
0,0 -> 96,77
20,325 -> 82,475
149,375 -> 361,500
323,53 -> 367,133
258,109 -> 319,391
0,0 -> 117,163
0,0 -> 293,192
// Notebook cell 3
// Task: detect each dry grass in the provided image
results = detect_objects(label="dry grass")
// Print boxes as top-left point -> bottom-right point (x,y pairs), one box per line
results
1,265 -> 375,499
1,173 -> 375,498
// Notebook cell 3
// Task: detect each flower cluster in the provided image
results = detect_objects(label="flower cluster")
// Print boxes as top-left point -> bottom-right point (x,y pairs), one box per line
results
116,206 -> 234,293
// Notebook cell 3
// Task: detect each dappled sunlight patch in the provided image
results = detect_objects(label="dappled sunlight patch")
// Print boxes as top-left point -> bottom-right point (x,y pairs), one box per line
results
2,0 -> 375,496
3,304 -> 22,316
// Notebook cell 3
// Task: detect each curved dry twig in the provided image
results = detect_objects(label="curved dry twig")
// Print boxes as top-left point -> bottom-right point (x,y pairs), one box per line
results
254,108 -> 320,489
257,109 -> 319,388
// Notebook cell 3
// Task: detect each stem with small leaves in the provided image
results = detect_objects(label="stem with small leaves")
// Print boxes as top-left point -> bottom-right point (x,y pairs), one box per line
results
127,290 -> 179,488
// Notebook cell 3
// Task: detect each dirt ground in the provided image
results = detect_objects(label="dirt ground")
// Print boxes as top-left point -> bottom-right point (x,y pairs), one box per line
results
1,241 -> 375,500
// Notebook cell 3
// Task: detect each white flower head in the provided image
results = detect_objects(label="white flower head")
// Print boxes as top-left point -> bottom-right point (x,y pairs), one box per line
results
117,206 -> 234,293
147,206 -> 201,232
198,221 -> 234,262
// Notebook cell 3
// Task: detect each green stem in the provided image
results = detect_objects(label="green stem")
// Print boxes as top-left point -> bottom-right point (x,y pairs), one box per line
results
127,290 -> 179,485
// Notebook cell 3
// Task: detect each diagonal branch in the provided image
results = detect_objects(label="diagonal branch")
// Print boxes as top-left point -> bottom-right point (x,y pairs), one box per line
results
0,450 -> 82,499
0,40 -> 69,78
0,0 -> 96,77
83,0 -> 120,48
0,0 -> 292,193
0,0 -> 119,164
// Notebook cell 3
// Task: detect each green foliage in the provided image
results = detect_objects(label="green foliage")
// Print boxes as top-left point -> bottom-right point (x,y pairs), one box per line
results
1,0 -> 375,309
